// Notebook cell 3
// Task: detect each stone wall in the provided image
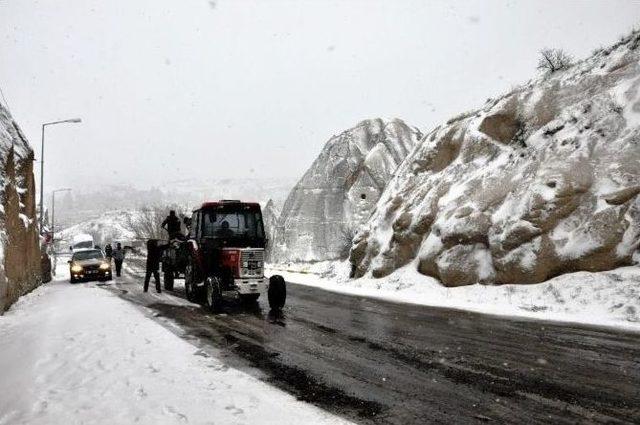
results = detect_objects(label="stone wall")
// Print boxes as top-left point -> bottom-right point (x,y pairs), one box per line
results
0,104 -> 41,312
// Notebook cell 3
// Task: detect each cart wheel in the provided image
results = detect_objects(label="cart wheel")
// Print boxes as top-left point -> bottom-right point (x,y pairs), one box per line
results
164,268 -> 174,291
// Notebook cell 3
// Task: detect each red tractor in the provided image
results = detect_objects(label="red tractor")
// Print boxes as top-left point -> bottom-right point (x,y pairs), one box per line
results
165,200 -> 286,312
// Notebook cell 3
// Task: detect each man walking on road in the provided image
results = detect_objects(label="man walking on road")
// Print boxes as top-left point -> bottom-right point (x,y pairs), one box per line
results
104,243 -> 113,264
144,239 -> 163,293
113,243 -> 125,277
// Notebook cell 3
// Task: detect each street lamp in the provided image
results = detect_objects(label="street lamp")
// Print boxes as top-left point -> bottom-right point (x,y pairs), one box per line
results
39,118 -> 82,233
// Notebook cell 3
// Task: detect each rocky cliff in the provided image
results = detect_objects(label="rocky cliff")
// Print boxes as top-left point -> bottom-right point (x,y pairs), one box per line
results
262,199 -> 279,262
351,32 -> 640,286
0,103 -> 41,312
271,118 -> 422,262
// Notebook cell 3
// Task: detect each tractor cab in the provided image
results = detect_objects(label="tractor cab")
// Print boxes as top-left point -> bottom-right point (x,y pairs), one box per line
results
191,200 -> 266,249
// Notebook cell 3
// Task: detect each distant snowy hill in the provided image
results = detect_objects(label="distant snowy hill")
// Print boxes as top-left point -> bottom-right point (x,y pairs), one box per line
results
272,118 -> 422,262
351,32 -> 640,286
55,210 -> 136,249
52,177 -> 295,229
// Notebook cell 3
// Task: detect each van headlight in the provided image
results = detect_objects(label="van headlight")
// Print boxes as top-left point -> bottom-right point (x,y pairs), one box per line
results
99,262 -> 110,270
71,264 -> 83,273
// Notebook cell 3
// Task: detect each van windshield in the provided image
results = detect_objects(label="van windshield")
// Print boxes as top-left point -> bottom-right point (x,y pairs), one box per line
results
73,241 -> 94,250
202,210 -> 264,239
72,250 -> 104,261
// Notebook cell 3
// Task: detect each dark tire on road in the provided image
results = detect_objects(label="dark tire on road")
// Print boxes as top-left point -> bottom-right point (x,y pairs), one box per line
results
164,269 -> 174,291
205,277 -> 223,313
240,293 -> 260,304
185,262 -> 199,302
268,275 -> 286,310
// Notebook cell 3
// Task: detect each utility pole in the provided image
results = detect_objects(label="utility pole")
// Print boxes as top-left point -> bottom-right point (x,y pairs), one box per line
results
51,188 -> 72,248
50,188 -> 71,275
39,118 -> 81,234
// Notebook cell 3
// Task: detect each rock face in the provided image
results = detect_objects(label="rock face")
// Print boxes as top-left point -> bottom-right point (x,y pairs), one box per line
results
351,32 -> 640,286
262,199 -> 279,262
0,103 -> 41,312
272,118 -> 422,262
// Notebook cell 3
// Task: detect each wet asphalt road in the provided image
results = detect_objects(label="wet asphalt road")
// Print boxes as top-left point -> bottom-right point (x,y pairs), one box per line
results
111,262 -> 640,425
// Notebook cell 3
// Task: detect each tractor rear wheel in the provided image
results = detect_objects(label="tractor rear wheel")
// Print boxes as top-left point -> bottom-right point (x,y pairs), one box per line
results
268,275 -> 286,310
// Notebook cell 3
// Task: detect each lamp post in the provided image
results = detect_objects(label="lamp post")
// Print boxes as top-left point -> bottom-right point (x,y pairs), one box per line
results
50,188 -> 71,276
39,118 -> 82,234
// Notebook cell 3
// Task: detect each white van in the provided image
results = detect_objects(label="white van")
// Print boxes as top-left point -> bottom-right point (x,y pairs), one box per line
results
71,233 -> 94,252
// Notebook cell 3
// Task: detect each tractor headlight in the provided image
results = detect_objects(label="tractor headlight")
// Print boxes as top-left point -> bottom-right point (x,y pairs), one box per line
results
99,262 -> 110,270
71,264 -> 83,273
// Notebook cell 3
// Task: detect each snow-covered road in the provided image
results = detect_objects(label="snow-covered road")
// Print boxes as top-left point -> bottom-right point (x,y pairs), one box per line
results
104,259 -> 640,424
0,269 -> 350,425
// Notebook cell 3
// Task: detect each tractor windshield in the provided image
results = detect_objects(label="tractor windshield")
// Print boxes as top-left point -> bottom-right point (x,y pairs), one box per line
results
202,210 -> 265,240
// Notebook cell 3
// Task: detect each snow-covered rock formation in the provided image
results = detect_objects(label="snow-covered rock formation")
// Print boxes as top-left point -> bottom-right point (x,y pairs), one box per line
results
272,118 -> 422,262
0,103 -> 41,312
262,199 -> 279,261
351,32 -> 640,286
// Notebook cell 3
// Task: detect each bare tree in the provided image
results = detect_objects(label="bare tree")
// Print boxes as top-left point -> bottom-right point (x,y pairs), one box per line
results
537,48 -> 573,73
337,224 -> 357,259
124,204 -> 187,241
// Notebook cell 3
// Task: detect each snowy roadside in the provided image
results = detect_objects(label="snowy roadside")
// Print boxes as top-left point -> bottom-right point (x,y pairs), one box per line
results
0,269 -> 351,425
267,261 -> 640,332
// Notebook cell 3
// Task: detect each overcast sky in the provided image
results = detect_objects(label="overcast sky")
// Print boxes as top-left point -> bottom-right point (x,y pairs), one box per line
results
1,0 -> 639,191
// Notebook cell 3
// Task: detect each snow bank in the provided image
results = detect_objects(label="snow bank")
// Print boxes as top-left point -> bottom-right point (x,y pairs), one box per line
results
0,271 -> 350,425
267,261 -> 640,332
351,30 -> 640,286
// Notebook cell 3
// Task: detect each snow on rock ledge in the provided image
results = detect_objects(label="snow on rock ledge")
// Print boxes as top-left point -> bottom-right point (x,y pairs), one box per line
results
272,118 -> 422,262
351,32 -> 640,286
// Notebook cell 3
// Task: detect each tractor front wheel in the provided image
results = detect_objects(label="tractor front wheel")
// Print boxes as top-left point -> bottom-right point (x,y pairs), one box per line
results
205,277 -> 223,312
184,262 -> 199,303
268,275 -> 286,310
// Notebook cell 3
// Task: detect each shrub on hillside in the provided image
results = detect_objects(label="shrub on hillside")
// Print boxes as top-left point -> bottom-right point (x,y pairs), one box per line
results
537,48 -> 574,73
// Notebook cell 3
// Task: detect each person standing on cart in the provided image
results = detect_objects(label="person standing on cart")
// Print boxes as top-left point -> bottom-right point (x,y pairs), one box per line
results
161,210 -> 182,240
